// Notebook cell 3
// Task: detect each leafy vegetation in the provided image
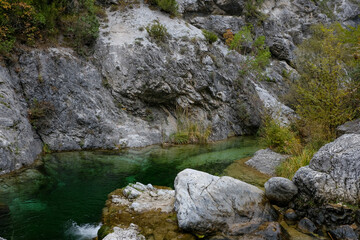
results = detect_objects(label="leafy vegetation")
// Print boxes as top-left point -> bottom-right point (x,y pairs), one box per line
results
261,23 -> 360,179
146,20 -> 168,41
259,116 -> 301,155
146,0 -> 178,16
243,0 -> 267,23
0,0 -> 100,55
202,29 -> 218,44
229,24 -> 271,79
293,23 -> 360,138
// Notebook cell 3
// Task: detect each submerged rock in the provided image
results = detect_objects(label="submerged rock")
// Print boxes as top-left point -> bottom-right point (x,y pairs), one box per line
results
174,169 -> 278,236
265,177 -> 298,206
293,134 -> 360,205
103,224 -> 145,240
246,149 -> 290,176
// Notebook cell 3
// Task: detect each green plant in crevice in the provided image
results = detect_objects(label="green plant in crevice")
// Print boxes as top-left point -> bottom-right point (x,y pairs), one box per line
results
202,29 -> 218,44
146,20 -> 169,41
230,24 -> 271,80
28,99 -> 55,130
170,107 -> 212,144
243,0 -> 267,23
156,0 -> 178,15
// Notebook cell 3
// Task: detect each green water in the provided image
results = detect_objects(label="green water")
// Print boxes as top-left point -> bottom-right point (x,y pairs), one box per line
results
0,137 -> 261,240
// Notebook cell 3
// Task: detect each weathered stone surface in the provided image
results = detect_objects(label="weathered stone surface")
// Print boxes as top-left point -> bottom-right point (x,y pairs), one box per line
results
297,217 -> 317,234
0,66 -> 42,175
112,182 -> 175,213
337,118 -> 360,135
265,177 -> 298,206
214,0 -> 245,15
246,149 -> 290,176
174,169 -> 278,236
293,134 -> 360,204
284,209 -> 298,223
103,224 -> 145,240
328,225 -> 359,240
190,15 -> 246,35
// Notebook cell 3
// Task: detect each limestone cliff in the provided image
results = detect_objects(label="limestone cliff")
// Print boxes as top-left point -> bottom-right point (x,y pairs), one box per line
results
0,0 -> 358,174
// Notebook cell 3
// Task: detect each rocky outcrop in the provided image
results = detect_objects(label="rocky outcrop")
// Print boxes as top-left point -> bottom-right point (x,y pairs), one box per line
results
328,225 -> 359,240
0,66 -> 42,175
246,149 -> 290,176
265,177 -> 298,206
103,224 -> 145,240
337,118 -> 360,135
174,169 -> 278,237
293,134 -> 360,205
101,183 -> 195,240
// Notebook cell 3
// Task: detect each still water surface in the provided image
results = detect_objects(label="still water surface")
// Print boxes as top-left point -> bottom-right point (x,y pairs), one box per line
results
0,137 -> 261,240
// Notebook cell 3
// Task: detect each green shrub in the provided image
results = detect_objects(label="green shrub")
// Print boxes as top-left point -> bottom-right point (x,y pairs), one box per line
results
202,29 -> 218,44
276,147 -> 317,179
293,23 -> 360,137
0,0 -> 100,55
146,21 -> 168,41
156,0 -> 178,15
259,116 -> 302,155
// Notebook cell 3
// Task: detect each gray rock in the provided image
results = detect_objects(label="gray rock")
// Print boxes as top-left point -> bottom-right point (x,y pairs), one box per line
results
103,224 -> 145,240
284,209 -> 298,222
337,119 -> 360,135
328,225 -> 359,240
190,15 -> 246,36
112,182 -> 175,213
214,0 -> 245,15
297,217 -> 317,234
246,149 -> 290,176
174,169 -> 278,236
265,177 -> 298,206
0,66 -> 42,175
293,134 -> 360,204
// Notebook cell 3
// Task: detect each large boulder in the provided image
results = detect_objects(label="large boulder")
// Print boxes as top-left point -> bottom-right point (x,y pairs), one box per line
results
293,134 -> 360,204
265,177 -> 298,206
174,169 -> 278,236
246,149 -> 290,176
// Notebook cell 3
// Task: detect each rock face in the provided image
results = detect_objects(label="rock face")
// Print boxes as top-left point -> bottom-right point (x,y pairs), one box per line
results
0,66 -> 42,175
1,0 -> 359,174
265,177 -> 298,206
293,134 -> 360,204
174,169 -> 278,236
246,149 -> 290,176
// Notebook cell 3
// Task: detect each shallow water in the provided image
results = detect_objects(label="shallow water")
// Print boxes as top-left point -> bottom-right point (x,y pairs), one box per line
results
0,137 -> 261,240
